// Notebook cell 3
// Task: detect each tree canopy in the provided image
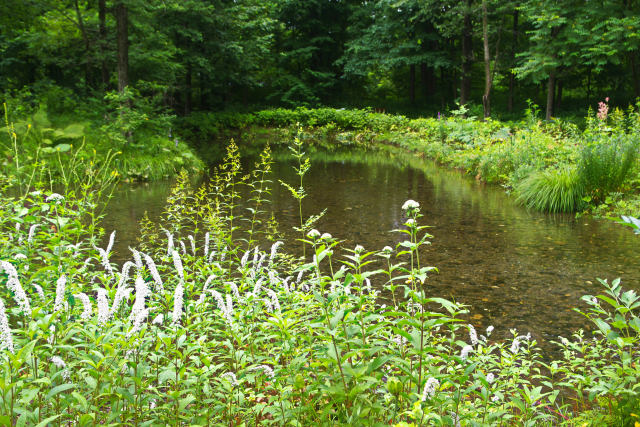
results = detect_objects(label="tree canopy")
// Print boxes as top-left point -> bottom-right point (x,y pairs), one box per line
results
2,0 -> 640,118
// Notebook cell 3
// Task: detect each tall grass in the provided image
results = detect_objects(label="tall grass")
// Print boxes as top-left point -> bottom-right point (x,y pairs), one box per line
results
516,166 -> 585,213
579,134 -> 639,204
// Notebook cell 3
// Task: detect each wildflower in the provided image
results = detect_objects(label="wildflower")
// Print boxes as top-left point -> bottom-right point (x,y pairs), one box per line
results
225,294 -> 234,322
559,335 -> 569,346
460,345 -> 473,360
32,284 -> 45,300
53,275 -> 67,312
263,298 -> 273,312
130,247 -> 143,271
354,244 -> 365,254
211,290 -> 225,313
282,276 -> 291,293
179,241 -> 187,255
127,307 -> 149,338
6,275 -> 31,315
486,373 -> 495,384
75,293 -> 92,320
468,324 -> 478,346
117,261 -> 135,289
45,193 -> 64,203
320,233 -> 332,241
50,355 -> 65,369
150,399 -> 157,409
27,224 -> 39,243
187,235 -> 196,255
486,325 -> 494,336
47,325 -> 55,345
255,253 -> 266,273
253,278 -> 263,296
402,199 -> 420,211
171,282 -> 184,327
143,253 -> 163,292
204,232 -> 210,258
421,378 -> 439,401
266,289 -> 281,312
110,282 -> 130,319
241,249 -> 250,268
227,282 -> 241,301
96,247 -> 113,276
597,99 -> 609,121
106,230 -> 116,255
97,289 -> 109,326
221,372 -> 238,386
250,365 -> 275,379
364,278 -> 372,294
163,229 -> 174,255
510,337 -> 521,354
0,299 -> 14,353
296,269 -> 304,283
152,314 -> 164,325
172,250 -> 184,281
14,253 -> 26,260
307,229 -> 321,239
129,275 -> 150,322
405,218 -> 416,227
252,247 -> 259,267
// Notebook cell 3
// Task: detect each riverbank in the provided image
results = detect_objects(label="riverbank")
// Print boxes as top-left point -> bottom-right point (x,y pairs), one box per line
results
181,106 -> 640,217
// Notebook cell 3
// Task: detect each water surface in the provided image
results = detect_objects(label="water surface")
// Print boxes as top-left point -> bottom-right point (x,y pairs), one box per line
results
103,147 -> 640,348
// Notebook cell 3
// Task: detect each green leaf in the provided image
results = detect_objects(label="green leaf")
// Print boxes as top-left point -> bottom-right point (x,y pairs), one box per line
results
46,383 -> 75,400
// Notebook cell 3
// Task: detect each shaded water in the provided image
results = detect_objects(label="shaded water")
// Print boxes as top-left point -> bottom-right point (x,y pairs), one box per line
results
103,147 -> 640,348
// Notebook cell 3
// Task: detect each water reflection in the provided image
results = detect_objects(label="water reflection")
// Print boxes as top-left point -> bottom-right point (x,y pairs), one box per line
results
103,146 -> 640,350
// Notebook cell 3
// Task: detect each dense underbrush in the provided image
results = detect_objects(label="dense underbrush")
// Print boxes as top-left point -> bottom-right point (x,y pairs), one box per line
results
0,142 -> 638,425
1,87 -> 203,183
182,103 -> 640,216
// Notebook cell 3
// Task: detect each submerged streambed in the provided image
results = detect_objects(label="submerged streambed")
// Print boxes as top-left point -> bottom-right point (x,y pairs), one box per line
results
102,147 -> 640,348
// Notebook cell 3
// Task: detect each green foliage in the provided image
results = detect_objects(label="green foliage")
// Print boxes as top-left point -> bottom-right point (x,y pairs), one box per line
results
579,134 -> 639,205
516,166 -> 585,213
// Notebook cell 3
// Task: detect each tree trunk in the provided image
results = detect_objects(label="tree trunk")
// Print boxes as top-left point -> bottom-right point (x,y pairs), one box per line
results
73,0 -> 91,92
115,1 -> 129,93
555,79 -> 563,113
460,0 -> 473,105
507,8 -> 518,113
481,0 -> 491,119
99,0 -> 109,89
409,64 -> 416,104
184,64 -> 192,115
546,68 -> 556,120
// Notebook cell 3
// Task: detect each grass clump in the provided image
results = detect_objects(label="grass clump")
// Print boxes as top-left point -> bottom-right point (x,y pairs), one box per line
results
516,166 -> 585,213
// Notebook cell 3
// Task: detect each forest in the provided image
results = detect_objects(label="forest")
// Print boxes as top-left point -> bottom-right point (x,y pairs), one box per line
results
3,0 -> 640,118
1,1 -> 640,426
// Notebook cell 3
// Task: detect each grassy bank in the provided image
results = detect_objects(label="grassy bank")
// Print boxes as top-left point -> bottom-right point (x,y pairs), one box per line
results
181,105 -> 640,217
0,141 -> 638,425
